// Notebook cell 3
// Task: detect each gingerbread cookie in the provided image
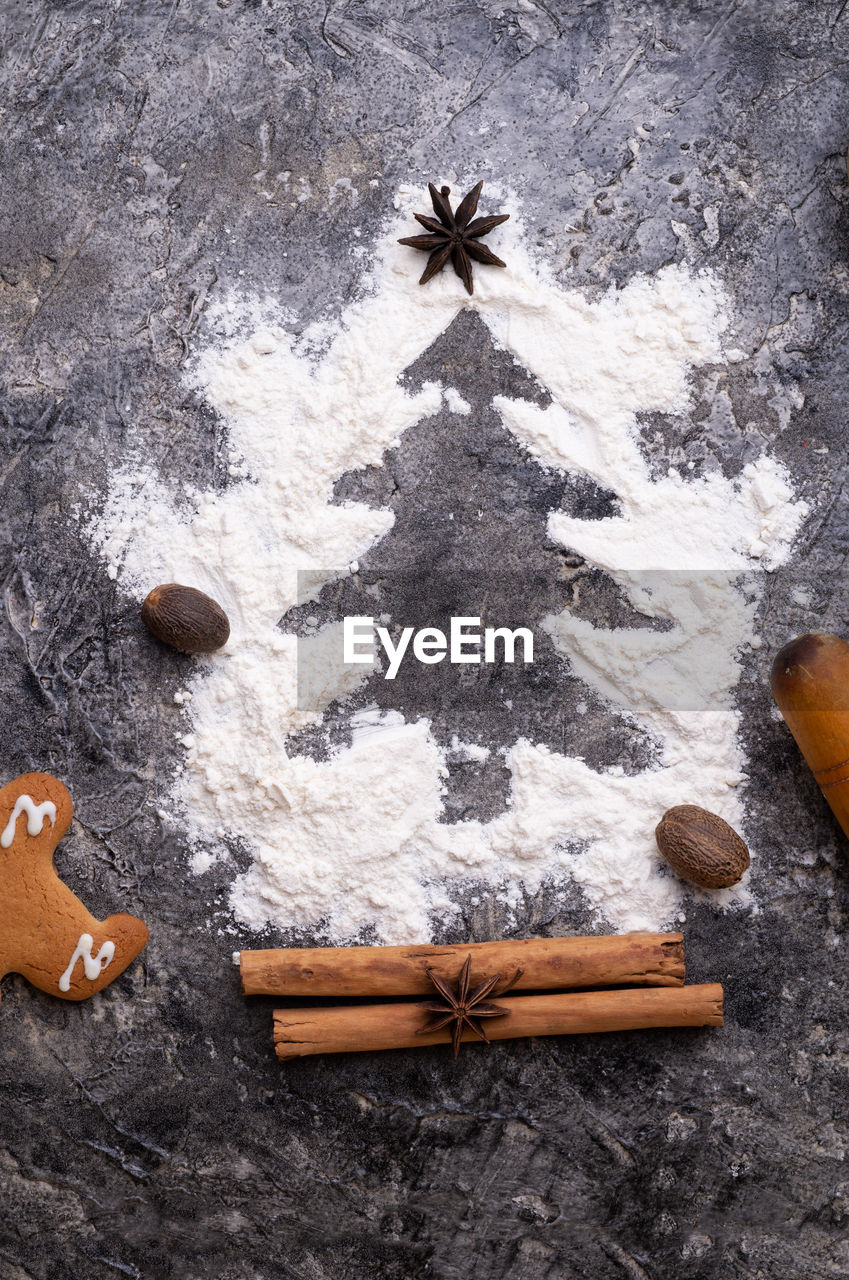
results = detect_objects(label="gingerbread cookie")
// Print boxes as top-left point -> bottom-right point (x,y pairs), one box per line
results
0,772 -> 148,1002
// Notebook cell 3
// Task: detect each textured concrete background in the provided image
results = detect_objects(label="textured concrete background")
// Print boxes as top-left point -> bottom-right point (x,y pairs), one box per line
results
2,2 -> 849,1277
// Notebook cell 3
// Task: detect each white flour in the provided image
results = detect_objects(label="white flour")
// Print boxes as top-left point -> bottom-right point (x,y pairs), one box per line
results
83,187 -> 808,943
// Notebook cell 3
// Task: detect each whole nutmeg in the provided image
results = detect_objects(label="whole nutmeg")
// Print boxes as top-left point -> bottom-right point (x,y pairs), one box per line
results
141,584 -> 230,654
655,805 -> 749,889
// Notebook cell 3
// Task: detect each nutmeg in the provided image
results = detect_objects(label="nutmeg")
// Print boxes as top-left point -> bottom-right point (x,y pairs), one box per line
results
141,584 -> 230,654
655,805 -> 749,889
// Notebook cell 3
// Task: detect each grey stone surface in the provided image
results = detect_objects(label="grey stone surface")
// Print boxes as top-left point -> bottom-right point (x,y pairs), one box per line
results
1,2 -> 849,1277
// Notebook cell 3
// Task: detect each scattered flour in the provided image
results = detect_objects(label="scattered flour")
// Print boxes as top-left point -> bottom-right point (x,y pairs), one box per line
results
444,387 -> 472,416
81,186 -> 808,943
448,736 -> 491,763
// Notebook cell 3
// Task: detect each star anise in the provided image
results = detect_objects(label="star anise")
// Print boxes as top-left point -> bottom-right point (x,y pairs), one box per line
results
398,181 -> 510,295
416,953 -> 522,1059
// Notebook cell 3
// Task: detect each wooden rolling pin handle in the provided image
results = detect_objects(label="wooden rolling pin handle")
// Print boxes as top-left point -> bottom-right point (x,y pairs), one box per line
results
771,631 -> 849,837
815,757 -> 849,786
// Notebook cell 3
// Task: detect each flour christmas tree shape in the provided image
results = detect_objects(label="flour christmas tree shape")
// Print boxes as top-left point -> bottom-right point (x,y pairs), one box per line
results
0,772 -> 148,1002
283,310 -> 661,824
84,209 -> 810,941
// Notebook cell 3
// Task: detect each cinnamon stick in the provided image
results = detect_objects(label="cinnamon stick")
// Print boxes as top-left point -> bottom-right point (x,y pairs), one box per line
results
241,932 -> 685,998
273,983 -> 722,1060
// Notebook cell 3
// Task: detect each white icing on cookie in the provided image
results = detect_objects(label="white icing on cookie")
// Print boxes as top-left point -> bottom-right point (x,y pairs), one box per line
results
58,933 -> 115,992
1,795 -> 57,848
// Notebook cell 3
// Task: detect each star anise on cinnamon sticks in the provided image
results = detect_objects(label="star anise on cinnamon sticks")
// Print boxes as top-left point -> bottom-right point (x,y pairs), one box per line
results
416,953 -> 522,1059
398,181 -> 510,295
